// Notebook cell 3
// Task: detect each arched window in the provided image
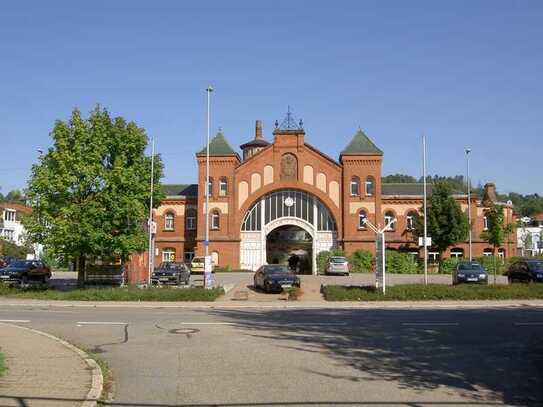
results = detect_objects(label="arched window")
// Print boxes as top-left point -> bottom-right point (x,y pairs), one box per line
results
406,211 -> 418,230
186,209 -> 196,230
358,210 -> 367,229
350,176 -> 360,196
384,211 -> 396,231
219,177 -> 228,196
164,212 -> 175,231
162,248 -> 176,263
365,176 -> 375,196
206,177 -> 213,197
211,210 -> 220,230
450,248 -> 464,259
483,248 -> 493,257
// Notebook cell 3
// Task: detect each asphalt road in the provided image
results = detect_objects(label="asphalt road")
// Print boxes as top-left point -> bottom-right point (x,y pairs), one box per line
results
0,305 -> 541,406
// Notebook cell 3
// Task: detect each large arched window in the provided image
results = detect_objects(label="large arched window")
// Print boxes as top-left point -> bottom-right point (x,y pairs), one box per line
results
358,209 -> 367,229
164,212 -> 175,231
350,176 -> 360,196
211,210 -> 220,230
241,189 -> 336,232
384,211 -> 396,231
186,209 -> 196,230
162,248 -> 176,263
219,177 -> 228,196
365,176 -> 375,196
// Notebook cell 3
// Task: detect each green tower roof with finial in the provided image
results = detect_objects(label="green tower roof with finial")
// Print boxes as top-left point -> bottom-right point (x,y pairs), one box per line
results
197,130 -> 237,156
341,129 -> 383,156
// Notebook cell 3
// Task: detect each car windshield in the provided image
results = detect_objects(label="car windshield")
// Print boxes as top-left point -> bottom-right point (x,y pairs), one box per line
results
528,262 -> 543,272
159,263 -> 184,270
330,257 -> 347,263
9,261 -> 33,268
264,266 -> 289,274
458,263 -> 483,271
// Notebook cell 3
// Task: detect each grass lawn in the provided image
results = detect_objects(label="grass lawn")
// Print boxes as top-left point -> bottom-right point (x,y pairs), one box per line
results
323,283 -> 543,301
0,285 -> 224,301
0,351 -> 6,377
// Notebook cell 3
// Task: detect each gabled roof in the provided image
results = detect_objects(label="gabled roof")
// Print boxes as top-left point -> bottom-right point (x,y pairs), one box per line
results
341,129 -> 383,156
197,131 -> 237,156
160,184 -> 198,197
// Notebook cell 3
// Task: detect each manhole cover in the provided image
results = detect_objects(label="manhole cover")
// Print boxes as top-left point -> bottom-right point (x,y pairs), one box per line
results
168,328 -> 200,335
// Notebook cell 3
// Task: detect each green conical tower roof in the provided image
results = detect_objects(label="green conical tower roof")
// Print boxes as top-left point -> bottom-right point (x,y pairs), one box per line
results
197,131 -> 237,156
341,129 -> 383,156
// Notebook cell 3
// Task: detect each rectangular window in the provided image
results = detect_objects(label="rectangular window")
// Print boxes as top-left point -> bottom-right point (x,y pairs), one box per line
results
4,210 -> 16,222
219,180 -> 227,196
3,229 -> 15,241
351,182 -> 359,196
165,217 -> 174,230
365,181 -> 374,196
186,217 -> 196,230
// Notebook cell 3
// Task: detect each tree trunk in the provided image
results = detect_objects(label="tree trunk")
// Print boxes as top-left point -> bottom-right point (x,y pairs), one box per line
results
77,256 -> 86,286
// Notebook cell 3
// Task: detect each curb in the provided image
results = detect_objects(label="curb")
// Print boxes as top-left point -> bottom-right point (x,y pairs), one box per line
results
0,322 -> 103,407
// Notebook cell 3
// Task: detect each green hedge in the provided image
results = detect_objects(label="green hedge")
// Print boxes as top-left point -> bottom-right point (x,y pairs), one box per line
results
0,286 -> 224,301
316,249 -> 346,273
323,284 -> 543,301
0,352 -> 5,377
385,250 -> 419,274
348,250 -> 373,273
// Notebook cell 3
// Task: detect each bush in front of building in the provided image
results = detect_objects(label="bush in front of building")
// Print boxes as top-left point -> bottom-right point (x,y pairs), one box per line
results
348,249 -> 374,273
316,249 -> 346,274
385,250 -> 419,274
440,258 -> 459,274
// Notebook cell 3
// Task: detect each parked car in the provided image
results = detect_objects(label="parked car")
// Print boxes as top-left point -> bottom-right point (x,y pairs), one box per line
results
504,259 -> 543,283
326,256 -> 350,276
190,257 -> 215,273
452,261 -> 488,285
0,256 -> 19,269
151,262 -> 190,286
253,264 -> 301,293
0,260 -> 51,285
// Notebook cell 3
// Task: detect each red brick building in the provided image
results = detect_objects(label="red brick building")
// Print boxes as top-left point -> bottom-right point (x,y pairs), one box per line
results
151,113 -> 516,273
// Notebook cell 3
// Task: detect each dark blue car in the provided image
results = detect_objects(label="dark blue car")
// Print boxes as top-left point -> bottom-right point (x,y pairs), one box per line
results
253,265 -> 300,293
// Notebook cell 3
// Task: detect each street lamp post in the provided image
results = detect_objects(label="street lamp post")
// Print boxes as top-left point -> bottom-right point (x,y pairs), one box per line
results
465,148 -> 472,261
204,86 -> 213,288
147,136 -> 156,286
422,134 -> 428,285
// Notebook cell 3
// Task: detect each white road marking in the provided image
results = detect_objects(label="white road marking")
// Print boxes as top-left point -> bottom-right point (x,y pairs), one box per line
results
178,322 -> 347,326
0,319 -> 30,323
402,322 -> 459,326
514,322 -> 543,326
77,321 -> 127,326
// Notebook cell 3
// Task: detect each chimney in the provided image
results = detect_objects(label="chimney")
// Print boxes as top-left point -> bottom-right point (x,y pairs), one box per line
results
481,182 -> 497,207
255,120 -> 263,140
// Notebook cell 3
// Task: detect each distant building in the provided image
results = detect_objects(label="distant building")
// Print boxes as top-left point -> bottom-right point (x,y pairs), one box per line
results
149,111 -> 516,273
517,213 -> 543,256
0,202 -> 31,246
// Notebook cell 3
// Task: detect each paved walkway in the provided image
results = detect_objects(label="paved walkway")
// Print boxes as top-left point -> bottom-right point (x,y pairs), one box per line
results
0,323 -> 95,407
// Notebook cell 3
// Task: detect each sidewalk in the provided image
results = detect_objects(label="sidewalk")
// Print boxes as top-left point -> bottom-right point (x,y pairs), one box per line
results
0,323 -> 101,407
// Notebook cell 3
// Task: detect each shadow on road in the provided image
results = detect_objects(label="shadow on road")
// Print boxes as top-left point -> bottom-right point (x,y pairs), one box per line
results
189,307 -> 543,407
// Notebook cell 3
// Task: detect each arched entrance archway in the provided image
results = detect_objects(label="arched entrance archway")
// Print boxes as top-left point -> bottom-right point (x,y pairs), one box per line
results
240,189 -> 337,273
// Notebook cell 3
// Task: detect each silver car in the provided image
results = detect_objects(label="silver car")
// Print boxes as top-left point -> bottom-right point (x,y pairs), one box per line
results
326,256 -> 350,275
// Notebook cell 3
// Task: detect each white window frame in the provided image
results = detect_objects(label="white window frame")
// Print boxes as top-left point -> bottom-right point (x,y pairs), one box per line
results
162,248 -> 176,263
219,178 -> 227,196
428,251 -> 439,264
365,177 -> 374,196
483,249 -> 493,257
3,209 -> 15,222
186,215 -> 196,230
206,178 -> 213,197
350,177 -> 360,196
384,212 -> 396,231
406,215 -> 414,230
3,229 -> 15,241
483,216 -> 489,231
164,213 -> 175,231
450,249 -> 464,259
211,211 -> 220,230
358,210 -> 367,229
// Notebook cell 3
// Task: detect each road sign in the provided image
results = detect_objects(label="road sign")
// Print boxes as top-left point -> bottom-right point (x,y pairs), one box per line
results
418,237 -> 432,247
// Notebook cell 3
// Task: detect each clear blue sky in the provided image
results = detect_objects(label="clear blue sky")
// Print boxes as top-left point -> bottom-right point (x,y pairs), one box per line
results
1,1 -> 542,195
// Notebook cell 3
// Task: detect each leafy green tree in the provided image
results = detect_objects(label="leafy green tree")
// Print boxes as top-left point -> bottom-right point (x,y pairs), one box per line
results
348,249 -> 373,273
0,238 -> 30,258
413,182 -> 469,271
480,205 -> 514,283
23,106 -> 163,283
382,174 -> 417,183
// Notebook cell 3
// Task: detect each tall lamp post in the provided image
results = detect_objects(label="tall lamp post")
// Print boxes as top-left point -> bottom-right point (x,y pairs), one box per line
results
422,134 -> 428,285
465,148 -> 472,261
204,86 -> 213,288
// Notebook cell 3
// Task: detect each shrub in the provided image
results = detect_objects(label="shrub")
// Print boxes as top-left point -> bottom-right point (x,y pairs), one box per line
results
316,248 -> 346,273
385,250 -> 419,274
349,249 -> 373,273
440,258 -> 460,274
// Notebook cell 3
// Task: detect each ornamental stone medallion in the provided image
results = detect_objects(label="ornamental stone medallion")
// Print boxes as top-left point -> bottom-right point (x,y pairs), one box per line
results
280,153 -> 298,181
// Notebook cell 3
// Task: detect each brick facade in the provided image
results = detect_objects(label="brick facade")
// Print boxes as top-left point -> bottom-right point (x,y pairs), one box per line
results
151,116 -> 516,272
